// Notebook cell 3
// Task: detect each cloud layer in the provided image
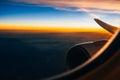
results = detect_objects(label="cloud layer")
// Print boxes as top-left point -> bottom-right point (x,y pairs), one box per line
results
11,0 -> 120,14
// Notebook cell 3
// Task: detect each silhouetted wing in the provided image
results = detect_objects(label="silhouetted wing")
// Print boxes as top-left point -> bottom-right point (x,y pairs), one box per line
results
94,19 -> 118,34
46,19 -> 120,80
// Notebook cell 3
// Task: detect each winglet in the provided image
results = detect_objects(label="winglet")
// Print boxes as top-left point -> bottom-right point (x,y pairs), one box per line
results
94,18 -> 118,34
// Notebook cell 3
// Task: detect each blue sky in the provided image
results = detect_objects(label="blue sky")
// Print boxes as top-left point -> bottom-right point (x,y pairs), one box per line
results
0,0 -> 120,30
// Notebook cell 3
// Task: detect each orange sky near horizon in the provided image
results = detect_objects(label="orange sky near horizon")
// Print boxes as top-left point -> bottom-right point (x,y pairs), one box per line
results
0,24 -> 109,33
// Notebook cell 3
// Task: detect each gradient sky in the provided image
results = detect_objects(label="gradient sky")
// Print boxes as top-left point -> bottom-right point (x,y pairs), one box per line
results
0,0 -> 120,32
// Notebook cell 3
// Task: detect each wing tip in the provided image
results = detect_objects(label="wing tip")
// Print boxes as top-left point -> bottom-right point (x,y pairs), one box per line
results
94,18 -> 118,34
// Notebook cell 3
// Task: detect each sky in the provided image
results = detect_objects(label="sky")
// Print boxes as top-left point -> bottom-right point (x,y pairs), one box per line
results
0,0 -> 120,32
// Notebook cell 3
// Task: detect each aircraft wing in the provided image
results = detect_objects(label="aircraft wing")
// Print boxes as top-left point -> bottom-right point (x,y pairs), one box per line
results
46,19 -> 120,80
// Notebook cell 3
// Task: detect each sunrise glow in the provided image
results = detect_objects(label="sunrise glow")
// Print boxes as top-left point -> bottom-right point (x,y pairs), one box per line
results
0,0 -> 120,33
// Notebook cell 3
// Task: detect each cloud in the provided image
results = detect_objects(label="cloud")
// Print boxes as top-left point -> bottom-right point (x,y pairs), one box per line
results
11,0 -> 120,14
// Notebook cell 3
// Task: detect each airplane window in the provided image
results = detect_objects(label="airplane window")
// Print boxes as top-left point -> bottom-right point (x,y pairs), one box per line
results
0,1 -> 120,80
